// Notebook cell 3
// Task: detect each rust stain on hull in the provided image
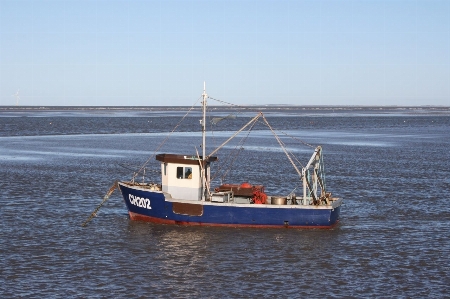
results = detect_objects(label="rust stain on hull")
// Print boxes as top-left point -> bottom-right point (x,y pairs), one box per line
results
172,202 -> 203,216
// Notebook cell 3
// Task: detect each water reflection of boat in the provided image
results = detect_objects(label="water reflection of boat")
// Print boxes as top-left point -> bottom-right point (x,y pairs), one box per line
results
109,84 -> 341,228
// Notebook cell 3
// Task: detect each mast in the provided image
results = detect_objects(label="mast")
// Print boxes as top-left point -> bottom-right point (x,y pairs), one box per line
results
201,82 -> 208,201
202,82 -> 207,160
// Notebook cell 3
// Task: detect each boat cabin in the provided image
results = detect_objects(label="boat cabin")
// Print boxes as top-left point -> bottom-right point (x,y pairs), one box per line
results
156,154 -> 217,201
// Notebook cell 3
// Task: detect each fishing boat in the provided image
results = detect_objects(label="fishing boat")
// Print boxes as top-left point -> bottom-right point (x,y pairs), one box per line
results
94,84 -> 342,228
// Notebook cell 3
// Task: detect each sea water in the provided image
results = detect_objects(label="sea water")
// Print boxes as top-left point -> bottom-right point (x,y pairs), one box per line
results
1,106 -> 449,298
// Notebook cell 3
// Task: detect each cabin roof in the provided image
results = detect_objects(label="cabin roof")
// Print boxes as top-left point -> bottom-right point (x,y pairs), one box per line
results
156,153 -> 217,165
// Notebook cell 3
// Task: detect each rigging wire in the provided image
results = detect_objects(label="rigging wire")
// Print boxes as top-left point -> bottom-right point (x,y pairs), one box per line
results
223,118 -> 259,181
279,130 -> 316,148
208,113 -> 262,158
207,96 -> 261,183
207,96 -> 261,117
206,96 -> 318,181
211,117 -> 258,183
260,114 -> 304,179
131,90 -> 318,186
207,95 -> 245,108
131,96 -> 202,181
210,94 -> 316,149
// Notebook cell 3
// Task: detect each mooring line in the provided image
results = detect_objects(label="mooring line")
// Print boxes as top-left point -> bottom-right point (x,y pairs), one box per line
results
81,181 -> 118,227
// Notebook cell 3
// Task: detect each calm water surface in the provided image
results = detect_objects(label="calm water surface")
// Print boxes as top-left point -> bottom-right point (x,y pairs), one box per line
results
1,107 -> 449,298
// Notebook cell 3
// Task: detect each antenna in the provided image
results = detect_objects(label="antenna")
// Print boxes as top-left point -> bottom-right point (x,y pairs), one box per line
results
12,89 -> 20,106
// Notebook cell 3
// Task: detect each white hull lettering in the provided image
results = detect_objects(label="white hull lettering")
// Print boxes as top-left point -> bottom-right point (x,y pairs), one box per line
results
128,194 -> 151,209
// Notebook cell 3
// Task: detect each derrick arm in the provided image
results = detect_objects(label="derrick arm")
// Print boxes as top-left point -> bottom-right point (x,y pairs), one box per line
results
208,113 -> 262,158
302,146 -> 328,205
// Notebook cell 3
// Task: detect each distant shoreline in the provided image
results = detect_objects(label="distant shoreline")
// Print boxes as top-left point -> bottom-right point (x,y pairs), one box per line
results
1,105 -> 449,111
1,106 -> 449,118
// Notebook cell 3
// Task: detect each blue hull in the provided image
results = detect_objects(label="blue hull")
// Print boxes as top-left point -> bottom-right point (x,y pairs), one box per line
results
118,183 -> 341,228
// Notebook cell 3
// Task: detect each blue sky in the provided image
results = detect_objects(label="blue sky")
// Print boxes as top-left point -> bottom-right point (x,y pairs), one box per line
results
0,0 -> 449,106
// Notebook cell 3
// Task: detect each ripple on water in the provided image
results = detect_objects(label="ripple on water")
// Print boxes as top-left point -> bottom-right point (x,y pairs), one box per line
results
1,112 -> 449,298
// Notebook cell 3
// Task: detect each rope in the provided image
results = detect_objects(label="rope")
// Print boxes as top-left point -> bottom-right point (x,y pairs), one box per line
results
82,181 -> 118,227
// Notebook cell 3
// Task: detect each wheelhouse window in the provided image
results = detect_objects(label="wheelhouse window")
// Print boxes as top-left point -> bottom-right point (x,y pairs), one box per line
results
176,166 -> 192,179
185,167 -> 192,179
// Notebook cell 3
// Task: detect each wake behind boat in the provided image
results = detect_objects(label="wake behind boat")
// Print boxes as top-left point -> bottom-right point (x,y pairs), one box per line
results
83,83 -> 342,228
